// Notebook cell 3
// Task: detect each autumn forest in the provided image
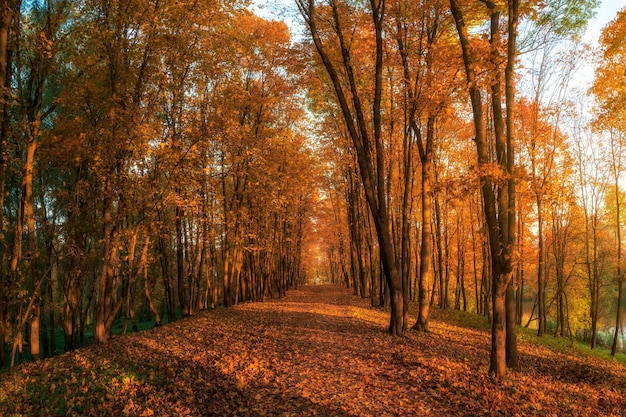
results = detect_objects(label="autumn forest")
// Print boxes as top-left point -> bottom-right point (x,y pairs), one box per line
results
1,0 -> 626,398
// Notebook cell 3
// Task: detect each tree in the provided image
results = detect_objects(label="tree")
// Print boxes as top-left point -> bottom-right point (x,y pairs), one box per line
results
297,0 -> 407,335
449,0 -> 519,378
572,121 -> 607,349
391,0 -> 455,331
518,0 -> 597,337
0,0 -> 19,368
592,6 -> 626,356
8,0 -> 69,366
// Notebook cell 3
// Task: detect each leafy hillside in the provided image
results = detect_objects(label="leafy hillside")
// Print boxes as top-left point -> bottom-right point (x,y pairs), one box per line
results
1,285 -> 624,416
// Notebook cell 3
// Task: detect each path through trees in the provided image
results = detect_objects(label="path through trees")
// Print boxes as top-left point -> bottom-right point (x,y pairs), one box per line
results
1,285 -> 624,416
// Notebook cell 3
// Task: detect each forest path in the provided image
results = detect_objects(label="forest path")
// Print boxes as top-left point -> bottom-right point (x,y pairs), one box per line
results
1,285 -> 625,416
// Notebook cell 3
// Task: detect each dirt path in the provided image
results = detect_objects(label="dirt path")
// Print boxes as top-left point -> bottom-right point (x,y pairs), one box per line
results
1,285 -> 625,416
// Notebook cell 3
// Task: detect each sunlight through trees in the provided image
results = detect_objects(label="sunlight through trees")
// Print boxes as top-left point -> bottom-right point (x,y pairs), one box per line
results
1,0 -> 625,384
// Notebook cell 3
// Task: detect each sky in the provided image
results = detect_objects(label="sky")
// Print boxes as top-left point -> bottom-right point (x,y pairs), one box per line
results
251,1 -> 626,36
251,1 -> 626,41
572,1 -> 625,91
251,1 -> 626,58
249,0 -> 625,93
583,0 -> 625,44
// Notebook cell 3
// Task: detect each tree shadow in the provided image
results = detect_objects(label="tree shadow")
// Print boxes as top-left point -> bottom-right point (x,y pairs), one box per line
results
8,284 -> 625,417
518,349 -> 626,390
17,337 -> 357,417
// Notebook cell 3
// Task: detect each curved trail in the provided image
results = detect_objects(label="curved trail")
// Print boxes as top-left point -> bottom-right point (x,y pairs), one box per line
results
1,285 -> 624,416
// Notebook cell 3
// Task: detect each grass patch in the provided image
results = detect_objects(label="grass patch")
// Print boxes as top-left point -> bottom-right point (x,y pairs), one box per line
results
432,305 -> 626,365
431,306 -> 492,331
517,325 -> 626,365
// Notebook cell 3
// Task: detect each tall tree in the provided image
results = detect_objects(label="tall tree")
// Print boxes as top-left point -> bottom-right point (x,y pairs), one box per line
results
519,0 -> 597,337
591,6 -> 626,356
296,0 -> 407,334
571,106 -> 608,349
9,0 -> 69,365
449,0 -> 519,378
0,0 -> 19,368
391,0 -> 452,332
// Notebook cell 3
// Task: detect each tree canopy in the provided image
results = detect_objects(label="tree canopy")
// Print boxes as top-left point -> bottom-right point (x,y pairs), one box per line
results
1,0 -> 625,387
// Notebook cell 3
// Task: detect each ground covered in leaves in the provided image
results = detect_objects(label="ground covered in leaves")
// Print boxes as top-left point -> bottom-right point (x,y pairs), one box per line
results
1,285 -> 625,416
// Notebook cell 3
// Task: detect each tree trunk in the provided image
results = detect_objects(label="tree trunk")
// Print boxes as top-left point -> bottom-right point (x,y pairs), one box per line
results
491,269 -> 508,378
94,177 -> 122,344
0,0 -> 15,368
413,121 -> 434,332
450,0 -> 518,378
611,279 -> 622,355
30,303 -> 40,361
611,137 -> 623,356
516,208 -> 525,325
175,205 -> 189,316
434,194 -> 446,309
25,135 -> 41,361
505,278 -> 517,369
591,214 -> 600,349
47,259 -> 56,356
537,198 -> 546,336
504,0 -> 519,370
297,0 -> 405,334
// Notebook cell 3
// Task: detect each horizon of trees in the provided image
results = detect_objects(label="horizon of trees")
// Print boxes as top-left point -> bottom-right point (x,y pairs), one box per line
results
1,0 -> 625,380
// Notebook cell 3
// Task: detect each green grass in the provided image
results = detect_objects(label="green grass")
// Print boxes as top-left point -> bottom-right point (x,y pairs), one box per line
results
431,306 -> 492,331
517,325 -> 626,365
433,306 -> 626,365
2,314 -> 166,369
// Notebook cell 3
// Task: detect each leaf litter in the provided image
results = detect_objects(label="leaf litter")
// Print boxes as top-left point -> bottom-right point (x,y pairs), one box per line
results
0,285 -> 624,416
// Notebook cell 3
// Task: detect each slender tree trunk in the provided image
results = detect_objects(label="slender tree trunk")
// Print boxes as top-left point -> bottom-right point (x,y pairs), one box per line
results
491,266 -> 508,378
144,259 -> 161,326
482,237 -> 491,321
175,205 -> 189,316
400,142 -> 413,330
297,0 -> 404,334
516,209 -> 524,325
450,0 -> 518,378
413,118 -> 434,332
434,194 -> 446,309
398,7 -> 440,324
537,198 -> 546,336
158,228 -> 175,322
47,252 -> 56,355
94,177 -> 121,344
505,278 -> 517,368
504,0 -> 519,370
14,64 -> 46,360
24,135 -> 41,361
0,0 -> 15,368
611,139 -> 623,356
591,213 -> 600,349
30,303 -> 40,361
